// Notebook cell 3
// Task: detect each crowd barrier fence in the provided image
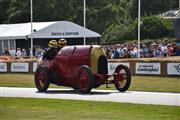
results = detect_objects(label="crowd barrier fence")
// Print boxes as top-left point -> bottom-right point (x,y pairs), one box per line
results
0,59 -> 180,76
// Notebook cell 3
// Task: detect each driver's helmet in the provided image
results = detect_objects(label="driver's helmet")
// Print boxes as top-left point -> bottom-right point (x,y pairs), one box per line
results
59,38 -> 67,48
48,40 -> 58,49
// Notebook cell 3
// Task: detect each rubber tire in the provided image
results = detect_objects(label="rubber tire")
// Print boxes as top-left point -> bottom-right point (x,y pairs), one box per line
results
35,67 -> 50,92
77,65 -> 93,93
72,87 -> 79,91
114,65 -> 131,92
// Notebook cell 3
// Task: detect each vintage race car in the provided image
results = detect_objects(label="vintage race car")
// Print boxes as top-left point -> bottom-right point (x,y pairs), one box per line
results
35,45 -> 131,93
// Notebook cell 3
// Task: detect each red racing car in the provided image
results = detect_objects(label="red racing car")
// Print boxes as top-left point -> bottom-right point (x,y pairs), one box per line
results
35,45 -> 131,93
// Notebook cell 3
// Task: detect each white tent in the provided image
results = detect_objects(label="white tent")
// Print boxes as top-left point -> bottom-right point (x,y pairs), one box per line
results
159,10 -> 180,19
0,21 -> 101,40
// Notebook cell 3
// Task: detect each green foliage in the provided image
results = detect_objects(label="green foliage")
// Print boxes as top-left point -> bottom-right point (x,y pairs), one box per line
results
102,22 -> 136,43
140,16 -> 174,39
0,0 -> 178,43
0,0 -> 10,23
6,0 -> 30,23
103,16 -> 174,42
130,0 -> 179,18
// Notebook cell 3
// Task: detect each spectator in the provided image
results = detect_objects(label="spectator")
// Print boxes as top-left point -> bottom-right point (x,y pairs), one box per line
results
33,48 -> 36,56
146,45 -> 153,58
16,48 -> 22,58
111,50 -> 115,58
112,44 -> 121,59
140,44 -> 149,58
35,48 -> 43,59
21,48 -> 27,57
167,44 -> 174,56
153,44 -> 164,57
9,48 -> 16,56
4,48 -> 10,55
26,48 -> 30,57
175,42 -> 180,56
101,41 -> 179,59
104,45 -> 111,59
121,44 -> 129,58
160,43 -> 167,57
131,44 -> 138,58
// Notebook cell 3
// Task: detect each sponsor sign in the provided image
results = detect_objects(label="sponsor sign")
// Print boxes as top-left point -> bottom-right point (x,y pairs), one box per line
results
108,62 -> 129,74
0,63 -> 7,72
167,63 -> 180,75
51,32 -> 79,36
11,63 -> 29,72
33,62 -> 38,72
136,63 -> 160,75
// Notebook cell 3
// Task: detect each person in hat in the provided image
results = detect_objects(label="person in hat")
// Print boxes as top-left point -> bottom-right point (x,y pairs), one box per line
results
58,38 -> 67,50
43,39 -> 59,60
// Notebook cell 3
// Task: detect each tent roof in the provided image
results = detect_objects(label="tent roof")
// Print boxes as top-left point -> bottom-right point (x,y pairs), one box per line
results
0,21 -> 101,40
159,10 -> 180,19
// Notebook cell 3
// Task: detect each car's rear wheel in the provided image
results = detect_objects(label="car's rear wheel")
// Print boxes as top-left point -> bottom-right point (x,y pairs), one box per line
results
35,67 -> 50,92
77,65 -> 93,93
114,65 -> 131,92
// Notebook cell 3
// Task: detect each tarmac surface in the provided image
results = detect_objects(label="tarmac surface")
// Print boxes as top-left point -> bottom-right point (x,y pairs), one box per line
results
0,87 -> 180,106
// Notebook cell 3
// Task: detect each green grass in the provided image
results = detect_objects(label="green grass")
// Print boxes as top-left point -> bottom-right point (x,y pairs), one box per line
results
0,74 -> 180,93
0,74 -> 34,88
0,97 -> 179,120
100,76 -> 180,93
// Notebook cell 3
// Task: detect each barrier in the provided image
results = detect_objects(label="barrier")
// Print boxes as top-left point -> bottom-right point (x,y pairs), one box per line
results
0,61 -> 36,74
0,62 -> 7,72
108,58 -> 180,76
0,57 -> 180,76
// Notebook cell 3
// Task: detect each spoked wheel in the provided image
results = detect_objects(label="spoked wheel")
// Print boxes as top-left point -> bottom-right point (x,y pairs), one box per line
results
114,65 -> 131,92
77,65 -> 93,93
35,67 -> 50,92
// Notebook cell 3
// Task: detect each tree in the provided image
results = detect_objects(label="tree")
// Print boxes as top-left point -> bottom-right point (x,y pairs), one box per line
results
0,0 -> 11,24
130,0 -> 179,18
6,0 -> 29,23
140,16 -> 174,39
0,0 -> 177,43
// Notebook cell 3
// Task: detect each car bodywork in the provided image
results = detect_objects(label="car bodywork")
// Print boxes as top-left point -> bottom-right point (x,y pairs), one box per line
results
35,45 -> 131,93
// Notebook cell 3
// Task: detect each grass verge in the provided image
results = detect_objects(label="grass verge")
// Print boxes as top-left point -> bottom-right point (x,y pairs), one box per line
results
0,97 -> 179,120
0,74 -> 180,93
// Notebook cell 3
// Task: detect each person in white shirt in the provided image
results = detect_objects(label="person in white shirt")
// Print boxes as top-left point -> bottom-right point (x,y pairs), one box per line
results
16,48 -> 22,58
160,43 -> 167,57
9,48 -> 16,56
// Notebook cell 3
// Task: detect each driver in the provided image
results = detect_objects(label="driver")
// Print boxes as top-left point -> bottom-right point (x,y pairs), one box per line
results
58,38 -> 67,50
43,39 -> 58,60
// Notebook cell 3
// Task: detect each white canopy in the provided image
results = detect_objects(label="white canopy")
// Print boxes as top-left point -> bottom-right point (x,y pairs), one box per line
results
159,10 -> 180,19
0,21 -> 101,40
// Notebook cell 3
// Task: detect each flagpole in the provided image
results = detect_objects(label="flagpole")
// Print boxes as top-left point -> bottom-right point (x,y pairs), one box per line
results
138,0 -> 141,58
30,0 -> 33,59
83,0 -> 86,45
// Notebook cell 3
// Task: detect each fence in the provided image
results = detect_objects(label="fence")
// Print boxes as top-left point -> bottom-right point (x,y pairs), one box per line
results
0,59 -> 180,76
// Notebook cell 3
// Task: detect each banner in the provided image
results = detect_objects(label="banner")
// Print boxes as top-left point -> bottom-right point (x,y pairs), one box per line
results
136,63 -> 161,75
167,63 -> 180,75
108,62 -> 129,74
11,63 -> 29,72
33,62 -> 38,72
0,63 -> 7,72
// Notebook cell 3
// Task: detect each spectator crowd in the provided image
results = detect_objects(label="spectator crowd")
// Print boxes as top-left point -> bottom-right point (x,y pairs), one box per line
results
1,42 -> 180,60
1,38 -> 67,60
102,42 -> 180,59
2,47 -> 45,59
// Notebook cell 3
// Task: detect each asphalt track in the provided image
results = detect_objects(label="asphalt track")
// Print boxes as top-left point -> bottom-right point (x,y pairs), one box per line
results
0,87 -> 179,106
